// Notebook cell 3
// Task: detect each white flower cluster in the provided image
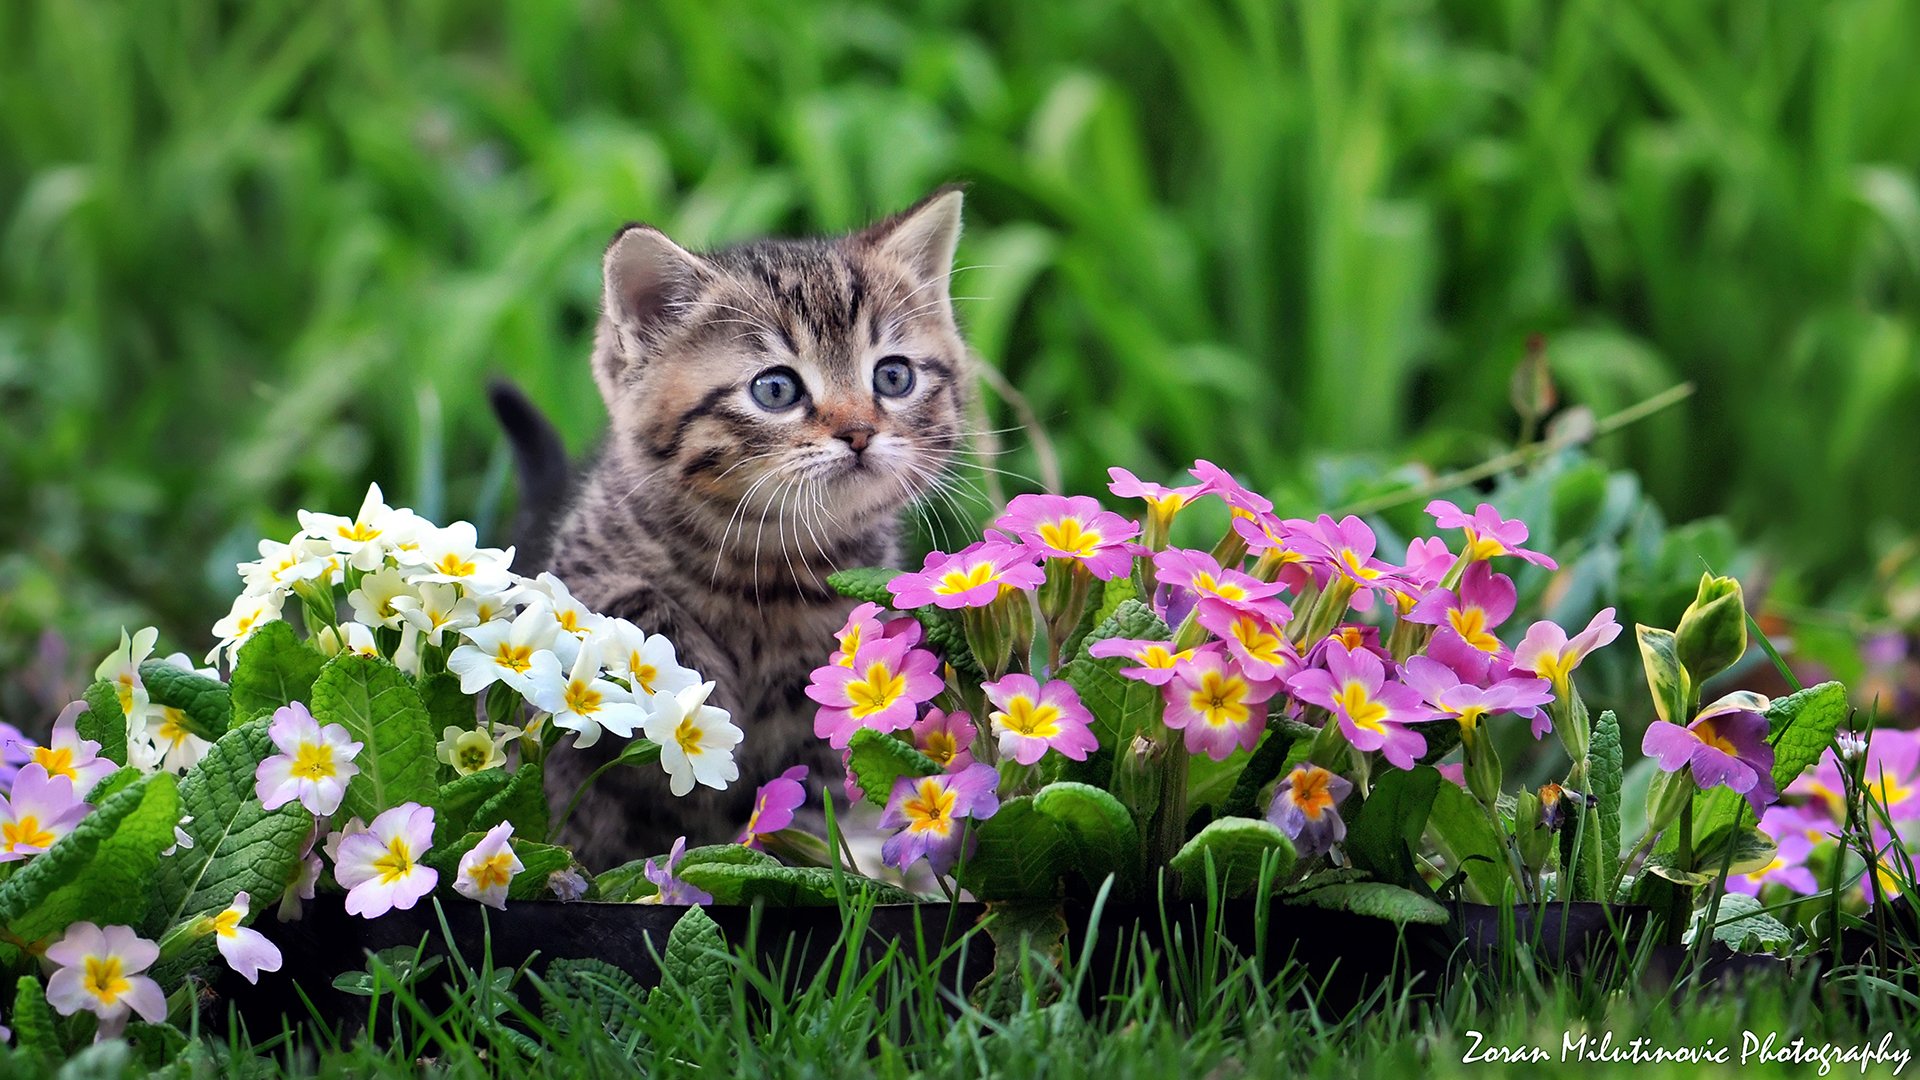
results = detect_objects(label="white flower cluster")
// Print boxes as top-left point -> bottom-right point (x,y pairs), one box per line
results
208,484 -> 742,795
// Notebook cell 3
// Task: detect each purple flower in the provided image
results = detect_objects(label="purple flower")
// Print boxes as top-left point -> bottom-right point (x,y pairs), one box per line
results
886,542 -> 1045,610
807,636 -> 945,748
1406,562 -> 1517,658
1401,537 -> 1457,589
994,494 -> 1140,580
0,720 -> 30,795
739,766 -> 809,847
1087,638 -> 1198,686
1289,642 -> 1433,769
1510,608 -> 1621,690
1152,548 -> 1291,624
1265,764 -> 1352,858
1642,694 -> 1779,816
1425,500 -> 1557,569
1728,808 -> 1820,896
879,764 -> 1000,875
1402,656 -> 1554,739
1107,467 -> 1206,524
1298,514 -> 1404,593
1230,513 -> 1321,590
1162,649 -> 1278,760
1189,459 -> 1274,517
908,708 -> 976,771
1789,727 -> 1920,824
644,836 -> 714,905
0,764 -> 91,861
1194,599 -> 1299,684
982,675 -> 1099,765
828,603 -> 888,668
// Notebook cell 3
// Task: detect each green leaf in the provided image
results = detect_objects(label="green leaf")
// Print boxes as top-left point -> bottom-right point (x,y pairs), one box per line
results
12,975 -> 63,1063
417,671 -> 476,734
1635,624 -> 1688,725
1347,765 -> 1440,888
435,769 -> 513,843
675,860 -> 917,906
589,859 -> 656,903
138,659 -> 233,741
123,1021 -> 190,1071
971,899 -> 1070,1017
1220,727 -> 1299,819
653,907 -> 730,1015
957,796 -> 1072,900
1425,780 -> 1510,904
0,773 -> 181,944
825,566 -> 902,606
1588,709 -> 1625,896
228,622 -> 326,717
1057,599 -> 1169,750
1689,893 -> 1794,954
1694,825 -> 1779,876
471,760 -> 549,840
1031,782 -> 1139,892
309,653 -> 438,822
541,958 -> 648,1045
1289,882 -> 1449,926
85,766 -> 141,804
78,679 -> 129,767
844,728 -> 941,807
152,716 -> 312,936
1168,817 -> 1297,897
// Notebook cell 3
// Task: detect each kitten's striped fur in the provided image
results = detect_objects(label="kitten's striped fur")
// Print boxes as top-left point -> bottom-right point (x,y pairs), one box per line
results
540,189 -> 970,867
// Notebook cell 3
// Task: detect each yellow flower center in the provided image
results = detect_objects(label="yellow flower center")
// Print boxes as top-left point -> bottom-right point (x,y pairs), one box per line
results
1447,607 -> 1501,653
934,560 -> 998,596
1335,681 -> 1389,734
433,553 -> 477,578
30,745 -> 77,783
454,732 -> 496,773
1188,670 -> 1251,728
1137,645 -> 1181,669
1743,857 -> 1785,884
159,709 -> 192,746
373,837 -> 416,885
846,662 -> 907,719
234,612 -> 260,635
564,680 -> 602,716
492,643 -> 534,673
629,656 -> 659,692
291,742 -> 336,781
339,521 -> 381,542
1145,493 -> 1189,517
557,609 -> 583,635
467,852 -> 516,893
1867,772 -> 1913,809
674,716 -> 705,758
835,625 -> 865,666
1192,571 -> 1247,602
212,907 -> 243,938
1339,549 -> 1383,582
1694,720 -> 1742,758
1,816 -> 56,853
921,729 -> 959,766
83,955 -> 132,1006
1290,767 -> 1338,820
998,697 -> 1063,739
1454,705 -> 1488,734
114,676 -> 138,717
904,779 -> 958,835
1037,517 -> 1102,557
1463,531 -> 1505,561
1230,617 -> 1287,665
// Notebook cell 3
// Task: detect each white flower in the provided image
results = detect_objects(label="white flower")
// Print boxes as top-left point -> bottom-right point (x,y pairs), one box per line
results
446,604 -> 564,696
595,618 -> 701,698
346,566 -> 417,629
254,703 -> 363,817
299,482 -> 424,572
454,822 -> 524,910
206,892 -> 283,985
144,706 -> 213,775
239,536 -> 337,597
397,521 -> 515,594
44,923 -> 166,1038
436,724 -> 513,775
207,591 -> 285,666
160,653 -> 219,679
524,572 -> 604,644
643,681 -> 742,797
95,627 -> 159,737
390,582 -> 479,647
334,804 -> 438,919
316,622 -> 381,660
526,642 -> 648,750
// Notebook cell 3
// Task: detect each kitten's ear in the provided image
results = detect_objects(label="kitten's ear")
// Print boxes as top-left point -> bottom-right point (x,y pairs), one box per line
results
858,184 -> 965,306
602,224 -> 708,360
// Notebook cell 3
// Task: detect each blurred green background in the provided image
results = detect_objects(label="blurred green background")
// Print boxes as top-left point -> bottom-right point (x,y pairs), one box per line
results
5,0 -> 1920,723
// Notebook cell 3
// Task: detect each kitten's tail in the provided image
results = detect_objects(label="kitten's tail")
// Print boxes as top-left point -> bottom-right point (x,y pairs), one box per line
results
487,379 -> 572,573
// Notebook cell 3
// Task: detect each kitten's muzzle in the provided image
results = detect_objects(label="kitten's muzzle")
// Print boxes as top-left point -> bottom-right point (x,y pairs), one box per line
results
834,422 -> 876,454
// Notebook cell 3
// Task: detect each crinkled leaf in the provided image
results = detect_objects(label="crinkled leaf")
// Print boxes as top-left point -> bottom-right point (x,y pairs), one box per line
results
957,796 -> 1072,901
652,907 -> 730,1015
675,860 -> 917,906
309,653 -> 437,822
0,773 -> 180,944
826,567 -> 902,606
138,659 -> 232,741
1290,882 -> 1449,926
435,769 -> 513,845
12,975 -> 63,1063
972,899 -> 1069,1017
78,679 -> 129,767
845,729 -> 941,808
228,621 -> 325,717
123,1021 -> 190,1071
590,859 -> 657,903
417,671 -> 477,733
1057,599 -> 1168,749
1169,816 -> 1297,897
86,766 -> 141,805
1031,781 -> 1139,893
1587,709 -> 1625,896
470,760 -> 548,840
1689,892 -> 1794,954
1347,765 -> 1439,888
541,958 -> 648,1046
152,716 -> 312,936
1425,779 -> 1511,904
1636,624 -> 1688,725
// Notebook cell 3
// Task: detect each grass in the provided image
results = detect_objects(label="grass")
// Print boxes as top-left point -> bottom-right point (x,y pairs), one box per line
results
4,0 -> 1920,717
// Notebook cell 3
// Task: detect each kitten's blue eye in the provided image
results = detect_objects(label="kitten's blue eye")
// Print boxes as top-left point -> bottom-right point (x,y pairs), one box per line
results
873,357 -> 915,398
750,367 -> 804,410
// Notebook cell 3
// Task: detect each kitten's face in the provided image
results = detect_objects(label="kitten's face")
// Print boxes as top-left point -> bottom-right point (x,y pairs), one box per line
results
593,191 -> 968,534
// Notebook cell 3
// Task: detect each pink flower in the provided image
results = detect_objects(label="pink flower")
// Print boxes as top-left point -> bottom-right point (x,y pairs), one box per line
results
1425,500 -> 1557,569
0,764 -> 91,861
1402,657 -> 1554,739
886,541 -> 1045,610
1152,548 -> 1291,624
455,822 -> 525,909
1303,623 -> 1389,669
1265,764 -> 1352,858
1406,562 -> 1517,657
334,803 -> 439,918
1190,459 -> 1273,517
1162,650 -> 1278,760
208,892 -> 283,984
255,702 -> 363,817
1231,514 -> 1321,590
21,701 -> 117,795
1728,809 -> 1820,896
879,764 -> 1000,875
739,766 -> 809,847
1402,537 -> 1457,588
806,636 -> 945,748
1107,467 -> 1206,521
1642,695 -> 1778,816
1194,600 -> 1299,684
44,923 -> 166,1038
1511,608 -> 1621,690
908,709 -> 976,771
1087,637 -> 1200,685
645,836 -> 713,905
1789,728 -> 1920,824
1289,642 -> 1433,769
982,675 -> 1099,765
829,603 -> 887,667
994,494 -> 1140,580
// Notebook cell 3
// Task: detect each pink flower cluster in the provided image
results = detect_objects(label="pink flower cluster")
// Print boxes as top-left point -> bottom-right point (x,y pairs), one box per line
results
1732,728 -> 1920,904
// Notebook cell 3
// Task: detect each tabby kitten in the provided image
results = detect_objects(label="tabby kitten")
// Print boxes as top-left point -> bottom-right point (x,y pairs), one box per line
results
535,188 -> 970,867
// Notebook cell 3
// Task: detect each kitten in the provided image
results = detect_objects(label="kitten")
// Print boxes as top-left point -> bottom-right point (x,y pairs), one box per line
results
502,188 -> 971,868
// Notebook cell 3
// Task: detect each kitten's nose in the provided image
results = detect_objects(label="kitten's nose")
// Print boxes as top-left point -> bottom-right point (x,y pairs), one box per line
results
835,423 -> 876,454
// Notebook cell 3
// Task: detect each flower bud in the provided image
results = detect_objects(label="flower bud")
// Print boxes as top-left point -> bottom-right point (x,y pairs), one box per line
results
1675,573 -> 1747,683
1645,765 -> 1695,833
1514,788 -> 1551,872
1466,731 -> 1504,809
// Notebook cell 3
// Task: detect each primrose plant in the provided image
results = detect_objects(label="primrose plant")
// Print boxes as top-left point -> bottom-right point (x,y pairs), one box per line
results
0,484 -> 738,1045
